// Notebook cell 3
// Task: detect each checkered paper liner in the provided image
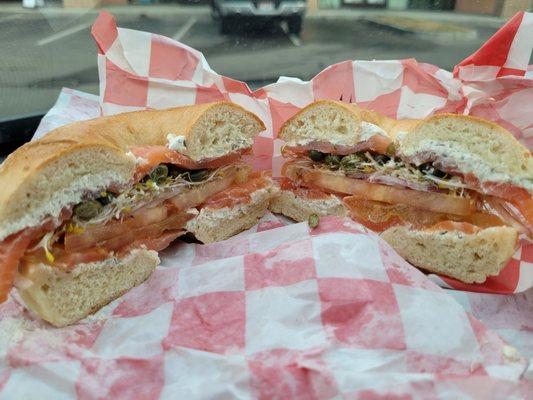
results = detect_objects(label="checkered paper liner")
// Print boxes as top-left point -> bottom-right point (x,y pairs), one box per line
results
0,216 -> 531,399
1,13 -> 533,399
90,11 -> 533,294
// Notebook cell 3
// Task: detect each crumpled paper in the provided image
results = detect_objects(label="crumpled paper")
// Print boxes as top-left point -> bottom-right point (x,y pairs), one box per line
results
32,88 -> 100,141
0,217 -> 530,398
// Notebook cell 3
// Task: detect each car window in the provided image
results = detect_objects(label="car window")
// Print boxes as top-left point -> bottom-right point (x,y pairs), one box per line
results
0,1 -> 529,121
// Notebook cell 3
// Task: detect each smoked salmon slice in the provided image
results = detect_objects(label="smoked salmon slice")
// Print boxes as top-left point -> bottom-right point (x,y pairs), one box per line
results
426,221 -> 482,234
130,146 -> 249,180
202,172 -> 271,209
0,229 -> 38,303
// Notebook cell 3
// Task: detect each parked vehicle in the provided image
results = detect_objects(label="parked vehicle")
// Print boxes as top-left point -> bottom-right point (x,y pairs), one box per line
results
211,0 -> 307,35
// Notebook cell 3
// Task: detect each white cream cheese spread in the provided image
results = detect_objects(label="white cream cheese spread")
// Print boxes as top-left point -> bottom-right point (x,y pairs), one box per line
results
359,121 -> 387,141
167,133 -> 187,153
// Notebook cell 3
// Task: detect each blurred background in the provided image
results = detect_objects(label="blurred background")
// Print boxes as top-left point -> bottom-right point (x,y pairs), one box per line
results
0,0 -> 532,121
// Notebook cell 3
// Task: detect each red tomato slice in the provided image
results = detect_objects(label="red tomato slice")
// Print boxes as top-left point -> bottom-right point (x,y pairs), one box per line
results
118,230 -> 183,257
65,204 -> 169,252
284,162 -> 475,216
279,178 -> 339,201
27,212 -> 192,270
201,172 -> 271,209
130,145 -> 248,180
166,170 -> 239,211
25,229 -> 185,271
65,169 -> 244,253
98,213 -> 190,251
65,209 -> 191,253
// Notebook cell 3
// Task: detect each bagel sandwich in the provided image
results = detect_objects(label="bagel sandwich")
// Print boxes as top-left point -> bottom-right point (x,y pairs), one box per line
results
270,100 -> 531,283
0,101 -> 272,326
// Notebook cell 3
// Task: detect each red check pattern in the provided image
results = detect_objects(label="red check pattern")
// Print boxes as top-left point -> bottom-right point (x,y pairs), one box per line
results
3,14 -> 532,398
0,216 -> 529,398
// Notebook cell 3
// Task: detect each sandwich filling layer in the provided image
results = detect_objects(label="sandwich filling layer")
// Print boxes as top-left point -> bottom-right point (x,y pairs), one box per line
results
280,148 -> 532,237
0,146 -> 269,302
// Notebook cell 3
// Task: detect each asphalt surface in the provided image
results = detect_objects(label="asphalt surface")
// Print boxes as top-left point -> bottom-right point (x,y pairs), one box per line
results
0,6 -> 503,120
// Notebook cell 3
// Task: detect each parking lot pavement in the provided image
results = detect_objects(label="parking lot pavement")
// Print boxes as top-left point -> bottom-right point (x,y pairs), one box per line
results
0,5 -> 503,120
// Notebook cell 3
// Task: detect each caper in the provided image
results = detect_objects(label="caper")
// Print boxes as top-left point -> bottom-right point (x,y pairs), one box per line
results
186,169 -> 210,182
97,191 -> 116,206
418,163 -> 432,174
324,154 -> 341,170
169,165 -> 187,177
434,169 -> 447,179
74,200 -> 103,221
340,154 -> 360,171
308,213 -> 320,229
308,150 -> 325,162
149,164 -> 169,184
419,163 -> 447,178
386,143 -> 397,156
374,154 -> 390,165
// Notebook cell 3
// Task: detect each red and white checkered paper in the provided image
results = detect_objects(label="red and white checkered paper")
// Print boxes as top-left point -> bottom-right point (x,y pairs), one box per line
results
0,216 -> 531,398
1,12 -> 533,398
88,11 -> 533,295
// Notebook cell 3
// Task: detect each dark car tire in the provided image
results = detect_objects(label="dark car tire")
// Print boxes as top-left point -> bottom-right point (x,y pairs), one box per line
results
287,15 -> 302,35
220,17 -> 231,34
210,1 -> 220,21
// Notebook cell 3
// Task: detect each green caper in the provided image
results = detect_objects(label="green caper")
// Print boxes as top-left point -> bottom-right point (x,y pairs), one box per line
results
385,143 -> 397,156
186,169 -> 210,182
308,213 -> 320,229
374,154 -> 390,165
418,163 -> 431,174
74,200 -> 103,221
340,154 -> 360,171
308,150 -> 325,162
97,191 -> 116,206
419,163 -> 447,178
168,165 -> 187,178
324,154 -> 341,170
149,164 -> 169,184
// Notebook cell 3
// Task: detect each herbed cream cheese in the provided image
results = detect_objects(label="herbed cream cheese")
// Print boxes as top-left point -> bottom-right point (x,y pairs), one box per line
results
286,121 -> 387,147
410,140 -> 533,191
286,136 -> 348,147
359,121 -> 387,141
167,133 -> 187,153
394,131 -> 408,143
125,151 -> 147,165
186,186 -> 272,231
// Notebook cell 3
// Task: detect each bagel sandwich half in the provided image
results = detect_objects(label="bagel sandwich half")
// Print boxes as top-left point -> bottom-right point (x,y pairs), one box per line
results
270,100 -> 530,283
0,101 -> 272,326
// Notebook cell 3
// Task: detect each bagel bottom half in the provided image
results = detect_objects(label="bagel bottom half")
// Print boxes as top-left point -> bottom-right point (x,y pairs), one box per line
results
188,184 -> 275,244
381,225 -> 518,284
15,249 -> 159,327
269,188 -> 518,284
269,188 -> 347,223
